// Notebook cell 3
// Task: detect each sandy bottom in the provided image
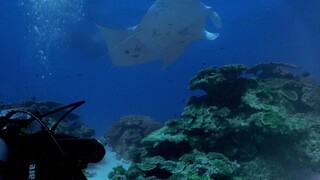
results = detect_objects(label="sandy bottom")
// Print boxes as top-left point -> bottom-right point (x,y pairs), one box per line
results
85,146 -> 131,180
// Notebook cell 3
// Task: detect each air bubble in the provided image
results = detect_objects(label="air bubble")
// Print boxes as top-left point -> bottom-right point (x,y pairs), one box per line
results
34,26 -> 39,33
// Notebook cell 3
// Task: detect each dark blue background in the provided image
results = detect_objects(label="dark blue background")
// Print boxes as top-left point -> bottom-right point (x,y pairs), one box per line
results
1,0 -> 319,136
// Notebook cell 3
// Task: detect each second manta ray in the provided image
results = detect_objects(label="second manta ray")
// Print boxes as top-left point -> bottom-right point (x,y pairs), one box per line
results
98,0 -> 222,67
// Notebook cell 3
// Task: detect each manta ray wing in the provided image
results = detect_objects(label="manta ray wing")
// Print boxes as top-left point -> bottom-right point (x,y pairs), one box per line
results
97,25 -> 160,66
135,0 -> 222,66
97,0 -> 221,67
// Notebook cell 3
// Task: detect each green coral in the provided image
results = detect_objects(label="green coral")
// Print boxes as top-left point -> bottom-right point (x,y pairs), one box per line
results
278,89 -> 298,101
289,127 -> 320,171
188,64 -> 255,109
186,174 -> 211,180
142,126 -> 187,149
253,109 -> 310,136
236,157 -> 291,180
140,150 -> 238,179
109,150 -> 239,180
242,89 -> 275,110
108,166 -> 131,180
108,62 -> 320,179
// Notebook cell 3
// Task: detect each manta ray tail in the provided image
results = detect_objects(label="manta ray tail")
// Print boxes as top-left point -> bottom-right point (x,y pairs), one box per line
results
96,25 -> 136,54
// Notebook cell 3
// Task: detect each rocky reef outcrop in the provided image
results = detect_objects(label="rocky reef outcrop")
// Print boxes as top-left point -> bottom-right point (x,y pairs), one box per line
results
104,115 -> 163,160
108,62 -> 320,180
0,99 -> 95,138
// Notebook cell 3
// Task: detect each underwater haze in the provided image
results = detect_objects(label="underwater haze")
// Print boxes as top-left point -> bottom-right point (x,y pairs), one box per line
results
0,0 -> 320,136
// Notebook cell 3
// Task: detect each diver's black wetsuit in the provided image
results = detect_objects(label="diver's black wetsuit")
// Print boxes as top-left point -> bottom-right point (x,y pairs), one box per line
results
1,133 -> 105,180
0,101 -> 105,180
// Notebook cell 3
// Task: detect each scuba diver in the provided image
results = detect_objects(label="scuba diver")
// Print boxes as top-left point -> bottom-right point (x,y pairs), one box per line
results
0,100 -> 105,180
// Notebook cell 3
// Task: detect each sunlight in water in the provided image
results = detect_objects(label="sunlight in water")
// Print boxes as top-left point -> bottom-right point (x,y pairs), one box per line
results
19,0 -> 84,74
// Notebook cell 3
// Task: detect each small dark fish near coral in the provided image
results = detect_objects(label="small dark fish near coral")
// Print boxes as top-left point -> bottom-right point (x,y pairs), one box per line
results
302,71 -> 311,77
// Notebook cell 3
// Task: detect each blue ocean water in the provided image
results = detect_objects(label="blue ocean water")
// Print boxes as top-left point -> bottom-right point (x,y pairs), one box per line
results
0,0 -> 319,136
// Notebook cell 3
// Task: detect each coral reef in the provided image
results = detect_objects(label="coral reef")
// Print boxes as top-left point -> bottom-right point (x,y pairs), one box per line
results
109,150 -> 239,180
109,62 -> 320,179
104,115 -> 163,160
246,62 -> 301,79
188,64 -> 253,108
0,99 -> 95,138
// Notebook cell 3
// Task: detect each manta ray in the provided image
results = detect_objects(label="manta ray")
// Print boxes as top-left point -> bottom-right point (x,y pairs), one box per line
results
98,0 -> 222,67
